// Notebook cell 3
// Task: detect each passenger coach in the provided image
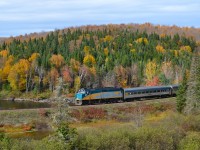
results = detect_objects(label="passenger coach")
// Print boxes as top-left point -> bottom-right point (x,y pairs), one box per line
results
123,85 -> 172,100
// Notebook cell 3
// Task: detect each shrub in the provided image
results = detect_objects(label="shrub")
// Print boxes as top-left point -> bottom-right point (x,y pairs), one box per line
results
133,127 -> 174,150
181,114 -> 200,132
179,132 -> 200,150
71,107 -> 107,122
76,127 -> 134,150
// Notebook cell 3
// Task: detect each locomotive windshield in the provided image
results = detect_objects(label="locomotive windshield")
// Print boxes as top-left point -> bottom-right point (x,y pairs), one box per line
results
78,88 -> 86,93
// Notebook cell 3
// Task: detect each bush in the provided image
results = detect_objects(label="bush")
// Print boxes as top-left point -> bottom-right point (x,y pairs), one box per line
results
133,127 -> 174,150
75,127 -> 134,150
179,132 -> 200,150
71,108 -> 107,122
181,115 -> 200,132
0,133 -> 13,150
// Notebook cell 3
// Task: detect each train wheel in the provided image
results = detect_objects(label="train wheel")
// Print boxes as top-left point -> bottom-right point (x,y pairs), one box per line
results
75,100 -> 82,105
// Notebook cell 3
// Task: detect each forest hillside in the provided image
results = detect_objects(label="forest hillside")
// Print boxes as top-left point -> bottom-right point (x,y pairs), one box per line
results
0,23 -> 199,98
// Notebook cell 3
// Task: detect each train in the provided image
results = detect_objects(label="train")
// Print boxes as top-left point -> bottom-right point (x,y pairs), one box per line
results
74,85 -> 179,105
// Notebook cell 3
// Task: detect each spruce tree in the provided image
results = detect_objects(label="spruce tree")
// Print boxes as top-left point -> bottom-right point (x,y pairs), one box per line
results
185,47 -> 200,114
176,71 -> 187,113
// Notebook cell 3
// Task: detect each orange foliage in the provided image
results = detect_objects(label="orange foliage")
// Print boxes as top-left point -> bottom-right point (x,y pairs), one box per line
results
49,54 -> 65,68
0,50 -> 9,58
48,68 -> 59,89
146,76 -> 160,86
160,33 -> 166,38
114,65 -> 128,87
62,66 -> 73,83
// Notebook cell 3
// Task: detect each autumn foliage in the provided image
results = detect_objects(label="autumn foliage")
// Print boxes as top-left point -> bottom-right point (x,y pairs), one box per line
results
0,24 -> 197,94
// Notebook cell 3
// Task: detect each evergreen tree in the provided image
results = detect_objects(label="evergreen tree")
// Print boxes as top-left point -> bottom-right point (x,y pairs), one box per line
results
185,47 -> 200,114
176,71 -> 187,113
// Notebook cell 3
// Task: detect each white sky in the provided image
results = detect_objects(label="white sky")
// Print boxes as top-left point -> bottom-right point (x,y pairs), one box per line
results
0,0 -> 200,37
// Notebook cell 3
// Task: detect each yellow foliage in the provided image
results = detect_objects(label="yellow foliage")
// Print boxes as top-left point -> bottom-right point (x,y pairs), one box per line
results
18,59 -> 30,73
28,53 -> 40,62
86,34 -> 90,39
180,45 -> 192,53
42,76 -> 49,87
0,50 -> 9,58
84,46 -> 90,55
174,50 -> 179,57
145,60 -> 159,81
146,112 -> 169,122
70,58 -> 80,73
5,55 -> 14,65
83,54 -> 96,67
104,48 -> 109,56
120,79 -> 127,88
128,43 -> 133,47
136,38 -> 148,45
130,49 -> 136,53
90,67 -> 96,76
2,65 -> 12,82
105,57 -> 109,63
0,55 -> 14,82
104,35 -> 113,42
49,54 -> 65,68
74,76 -> 81,92
8,59 -> 30,90
160,33 -> 166,38
156,45 -> 166,53
144,38 -> 148,44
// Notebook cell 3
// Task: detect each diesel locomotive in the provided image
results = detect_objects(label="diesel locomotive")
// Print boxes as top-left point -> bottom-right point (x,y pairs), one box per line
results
74,85 -> 179,105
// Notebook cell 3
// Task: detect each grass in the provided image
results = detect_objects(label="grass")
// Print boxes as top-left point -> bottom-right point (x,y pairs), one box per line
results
0,97 -> 177,140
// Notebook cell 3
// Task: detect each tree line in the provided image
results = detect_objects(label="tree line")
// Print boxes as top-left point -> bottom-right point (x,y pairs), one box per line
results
0,25 -> 197,96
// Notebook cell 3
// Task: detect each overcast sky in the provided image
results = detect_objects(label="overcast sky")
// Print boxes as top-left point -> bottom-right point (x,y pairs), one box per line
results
0,0 -> 199,37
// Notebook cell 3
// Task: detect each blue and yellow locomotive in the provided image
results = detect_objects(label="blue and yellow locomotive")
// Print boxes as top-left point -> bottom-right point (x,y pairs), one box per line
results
75,87 -> 123,105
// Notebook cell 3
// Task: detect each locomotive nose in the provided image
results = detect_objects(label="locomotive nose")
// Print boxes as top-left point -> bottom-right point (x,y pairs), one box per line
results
74,99 -> 83,105
74,93 -> 84,105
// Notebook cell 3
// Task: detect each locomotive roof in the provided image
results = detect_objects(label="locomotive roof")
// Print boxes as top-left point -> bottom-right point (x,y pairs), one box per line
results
89,87 -> 122,91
